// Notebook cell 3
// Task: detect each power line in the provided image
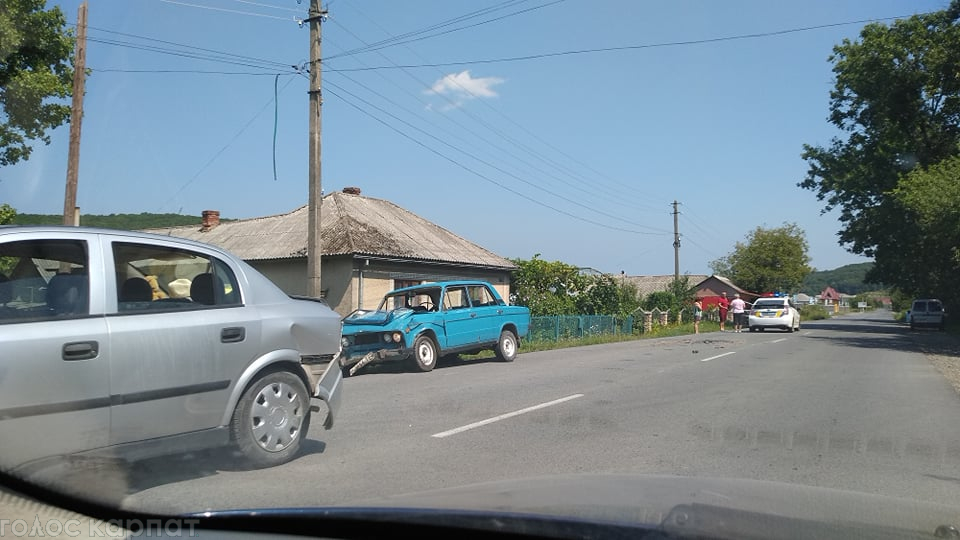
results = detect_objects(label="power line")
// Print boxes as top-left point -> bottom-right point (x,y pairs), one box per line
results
328,0 -> 565,60
325,84 -> 662,236
227,0 -> 305,14
327,0 -> 529,60
325,25 -> 660,217
325,13 -> 931,72
334,2 -> 666,208
86,36 -> 299,72
79,24 -> 296,70
159,77 -> 299,212
156,0 -> 302,22
90,67 -> 292,76
323,76 -> 669,235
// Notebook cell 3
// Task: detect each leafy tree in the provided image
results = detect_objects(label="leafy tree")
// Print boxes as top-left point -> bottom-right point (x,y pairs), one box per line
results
798,2 -> 960,293
0,0 -> 75,166
891,154 -> 960,307
509,255 -> 582,316
0,204 -> 16,273
0,203 -> 15,225
711,224 -> 812,294
641,276 -> 697,322
575,273 -> 619,316
510,256 -> 641,317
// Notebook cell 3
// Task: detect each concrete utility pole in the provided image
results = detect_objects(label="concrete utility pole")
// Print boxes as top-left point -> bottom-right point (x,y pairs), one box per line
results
306,0 -> 327,298
63,1 -> 87,227
672,200 -> 680,282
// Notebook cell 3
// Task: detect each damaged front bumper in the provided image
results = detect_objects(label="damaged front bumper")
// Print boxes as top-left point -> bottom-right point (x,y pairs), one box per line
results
301,354 -> 343,429
340,347 -> 411,376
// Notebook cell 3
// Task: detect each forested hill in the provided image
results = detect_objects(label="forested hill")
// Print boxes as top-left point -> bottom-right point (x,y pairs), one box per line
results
11,213 -> 231,230
801,262 -> 880,295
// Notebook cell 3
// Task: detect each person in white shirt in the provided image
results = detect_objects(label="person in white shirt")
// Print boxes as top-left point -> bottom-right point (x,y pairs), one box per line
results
730,293 -> 747,333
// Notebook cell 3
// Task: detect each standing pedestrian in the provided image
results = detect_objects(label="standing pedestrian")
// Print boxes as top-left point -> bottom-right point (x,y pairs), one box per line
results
730,293 -> 747,333
693,299 -> 703,334
717,292 -> 730,332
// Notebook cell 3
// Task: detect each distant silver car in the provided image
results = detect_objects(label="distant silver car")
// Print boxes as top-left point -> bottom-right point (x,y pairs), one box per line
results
0,226 -> 342,472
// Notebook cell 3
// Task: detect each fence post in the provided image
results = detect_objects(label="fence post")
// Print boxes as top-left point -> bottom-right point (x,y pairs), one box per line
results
644,311 -> 653,332
555,316 -> 560,341
659,311 -> 669,326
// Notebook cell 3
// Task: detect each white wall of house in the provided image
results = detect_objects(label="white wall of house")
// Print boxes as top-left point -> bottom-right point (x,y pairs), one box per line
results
247,256 -> 513,317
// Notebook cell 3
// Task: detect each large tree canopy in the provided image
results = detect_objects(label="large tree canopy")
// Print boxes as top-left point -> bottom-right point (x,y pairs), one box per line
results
0,0 -> 75,167
798,2 -> 960,292
891,155 -> 960,305
710,223 -> 812,294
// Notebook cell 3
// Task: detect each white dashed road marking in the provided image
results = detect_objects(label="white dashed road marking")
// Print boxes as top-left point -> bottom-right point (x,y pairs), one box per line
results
432,394 -> 585,438
700,351 -> 736,363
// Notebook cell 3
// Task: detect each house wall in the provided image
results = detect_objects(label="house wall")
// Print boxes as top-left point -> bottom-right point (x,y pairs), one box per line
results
247,259 -> 308,296
348,258 -> 512,317
246,256 -> 513,318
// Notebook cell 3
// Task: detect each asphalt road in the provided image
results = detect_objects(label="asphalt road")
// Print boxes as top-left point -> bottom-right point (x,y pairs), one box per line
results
110,310 -> 960,514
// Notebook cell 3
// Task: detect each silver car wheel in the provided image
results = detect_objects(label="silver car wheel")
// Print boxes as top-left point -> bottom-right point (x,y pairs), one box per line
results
250,380 -> 304,452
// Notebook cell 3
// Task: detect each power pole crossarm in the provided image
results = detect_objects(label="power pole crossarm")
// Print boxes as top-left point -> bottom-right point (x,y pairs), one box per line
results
306,0 -> 327,298
63,1 -> 87,227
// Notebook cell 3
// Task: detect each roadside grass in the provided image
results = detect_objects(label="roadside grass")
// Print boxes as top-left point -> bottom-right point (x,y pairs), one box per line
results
462,321 -> 721,359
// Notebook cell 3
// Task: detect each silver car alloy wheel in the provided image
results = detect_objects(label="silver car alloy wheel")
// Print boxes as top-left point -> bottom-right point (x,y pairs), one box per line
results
249,381 -> 304,452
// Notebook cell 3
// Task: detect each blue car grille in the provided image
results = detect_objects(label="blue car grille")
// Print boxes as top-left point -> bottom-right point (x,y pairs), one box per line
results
353,333 -> 383,346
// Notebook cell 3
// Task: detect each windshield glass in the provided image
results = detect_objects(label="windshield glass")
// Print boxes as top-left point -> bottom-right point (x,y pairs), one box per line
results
3,0 -> 960,536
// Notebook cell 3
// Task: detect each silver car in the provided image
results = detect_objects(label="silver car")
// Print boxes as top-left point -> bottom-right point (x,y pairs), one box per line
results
0,226 -> 342,472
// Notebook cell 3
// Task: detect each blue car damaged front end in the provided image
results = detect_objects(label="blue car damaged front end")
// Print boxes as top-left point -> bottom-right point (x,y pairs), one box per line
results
339,308 -> 421,376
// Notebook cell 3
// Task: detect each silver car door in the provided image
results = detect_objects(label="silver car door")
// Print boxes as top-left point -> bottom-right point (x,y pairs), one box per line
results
0,233 -> 111,470
103,239 -> 261,446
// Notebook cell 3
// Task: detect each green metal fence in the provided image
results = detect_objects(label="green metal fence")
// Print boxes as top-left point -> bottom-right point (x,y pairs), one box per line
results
528,315 -> 635,342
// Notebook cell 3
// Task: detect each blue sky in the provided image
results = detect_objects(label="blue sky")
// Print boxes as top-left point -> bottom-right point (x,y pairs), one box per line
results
2,0 -> 948,278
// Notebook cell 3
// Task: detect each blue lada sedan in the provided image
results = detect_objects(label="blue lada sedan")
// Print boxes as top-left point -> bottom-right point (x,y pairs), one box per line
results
340,281 -> 530,376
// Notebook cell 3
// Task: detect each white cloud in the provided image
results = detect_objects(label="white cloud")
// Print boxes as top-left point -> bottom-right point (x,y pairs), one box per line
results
425,70 -> 504,109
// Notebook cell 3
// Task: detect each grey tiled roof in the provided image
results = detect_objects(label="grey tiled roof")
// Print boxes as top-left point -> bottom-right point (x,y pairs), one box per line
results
144,191 -> 517,269
624,274 -> 710,298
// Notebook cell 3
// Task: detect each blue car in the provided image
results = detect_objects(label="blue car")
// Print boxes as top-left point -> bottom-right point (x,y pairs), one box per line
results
340,281 -> 531,376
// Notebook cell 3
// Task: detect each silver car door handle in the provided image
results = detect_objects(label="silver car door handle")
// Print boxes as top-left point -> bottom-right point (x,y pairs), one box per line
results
63,341 -> 99,361
221,327 -> 246,343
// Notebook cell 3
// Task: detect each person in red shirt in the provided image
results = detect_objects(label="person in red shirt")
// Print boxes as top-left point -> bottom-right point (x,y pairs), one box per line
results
717,291 -> 730,332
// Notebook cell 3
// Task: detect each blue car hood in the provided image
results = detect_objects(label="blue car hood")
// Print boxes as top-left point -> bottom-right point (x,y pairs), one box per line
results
342,308 -> 412,327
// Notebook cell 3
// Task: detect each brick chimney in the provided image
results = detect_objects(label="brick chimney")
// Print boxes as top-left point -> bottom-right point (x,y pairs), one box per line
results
342,186 -> 361,195
200,210 -> 220,232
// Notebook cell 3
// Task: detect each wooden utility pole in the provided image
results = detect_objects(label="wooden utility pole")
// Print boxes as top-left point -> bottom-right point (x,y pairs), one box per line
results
672,200 -> 680,282
306,0 -> 327,298
63,1 -> 87,227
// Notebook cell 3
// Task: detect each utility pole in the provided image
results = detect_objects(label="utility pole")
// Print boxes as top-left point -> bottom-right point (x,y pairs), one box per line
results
672,200 -> 680,282
63,1 -> 87,227
306,0 -> 327,298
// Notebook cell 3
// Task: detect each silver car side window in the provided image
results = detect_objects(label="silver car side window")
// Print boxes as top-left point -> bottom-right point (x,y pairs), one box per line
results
0,239 -> 89,323
112,242 -> 241,312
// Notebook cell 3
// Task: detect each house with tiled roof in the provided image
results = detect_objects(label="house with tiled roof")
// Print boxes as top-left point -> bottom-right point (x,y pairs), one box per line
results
145,187 -> 517,316
623,274 -> 756,307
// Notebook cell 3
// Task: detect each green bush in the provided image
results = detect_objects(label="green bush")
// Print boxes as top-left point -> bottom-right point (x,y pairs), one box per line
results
800,304 -> 831,320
